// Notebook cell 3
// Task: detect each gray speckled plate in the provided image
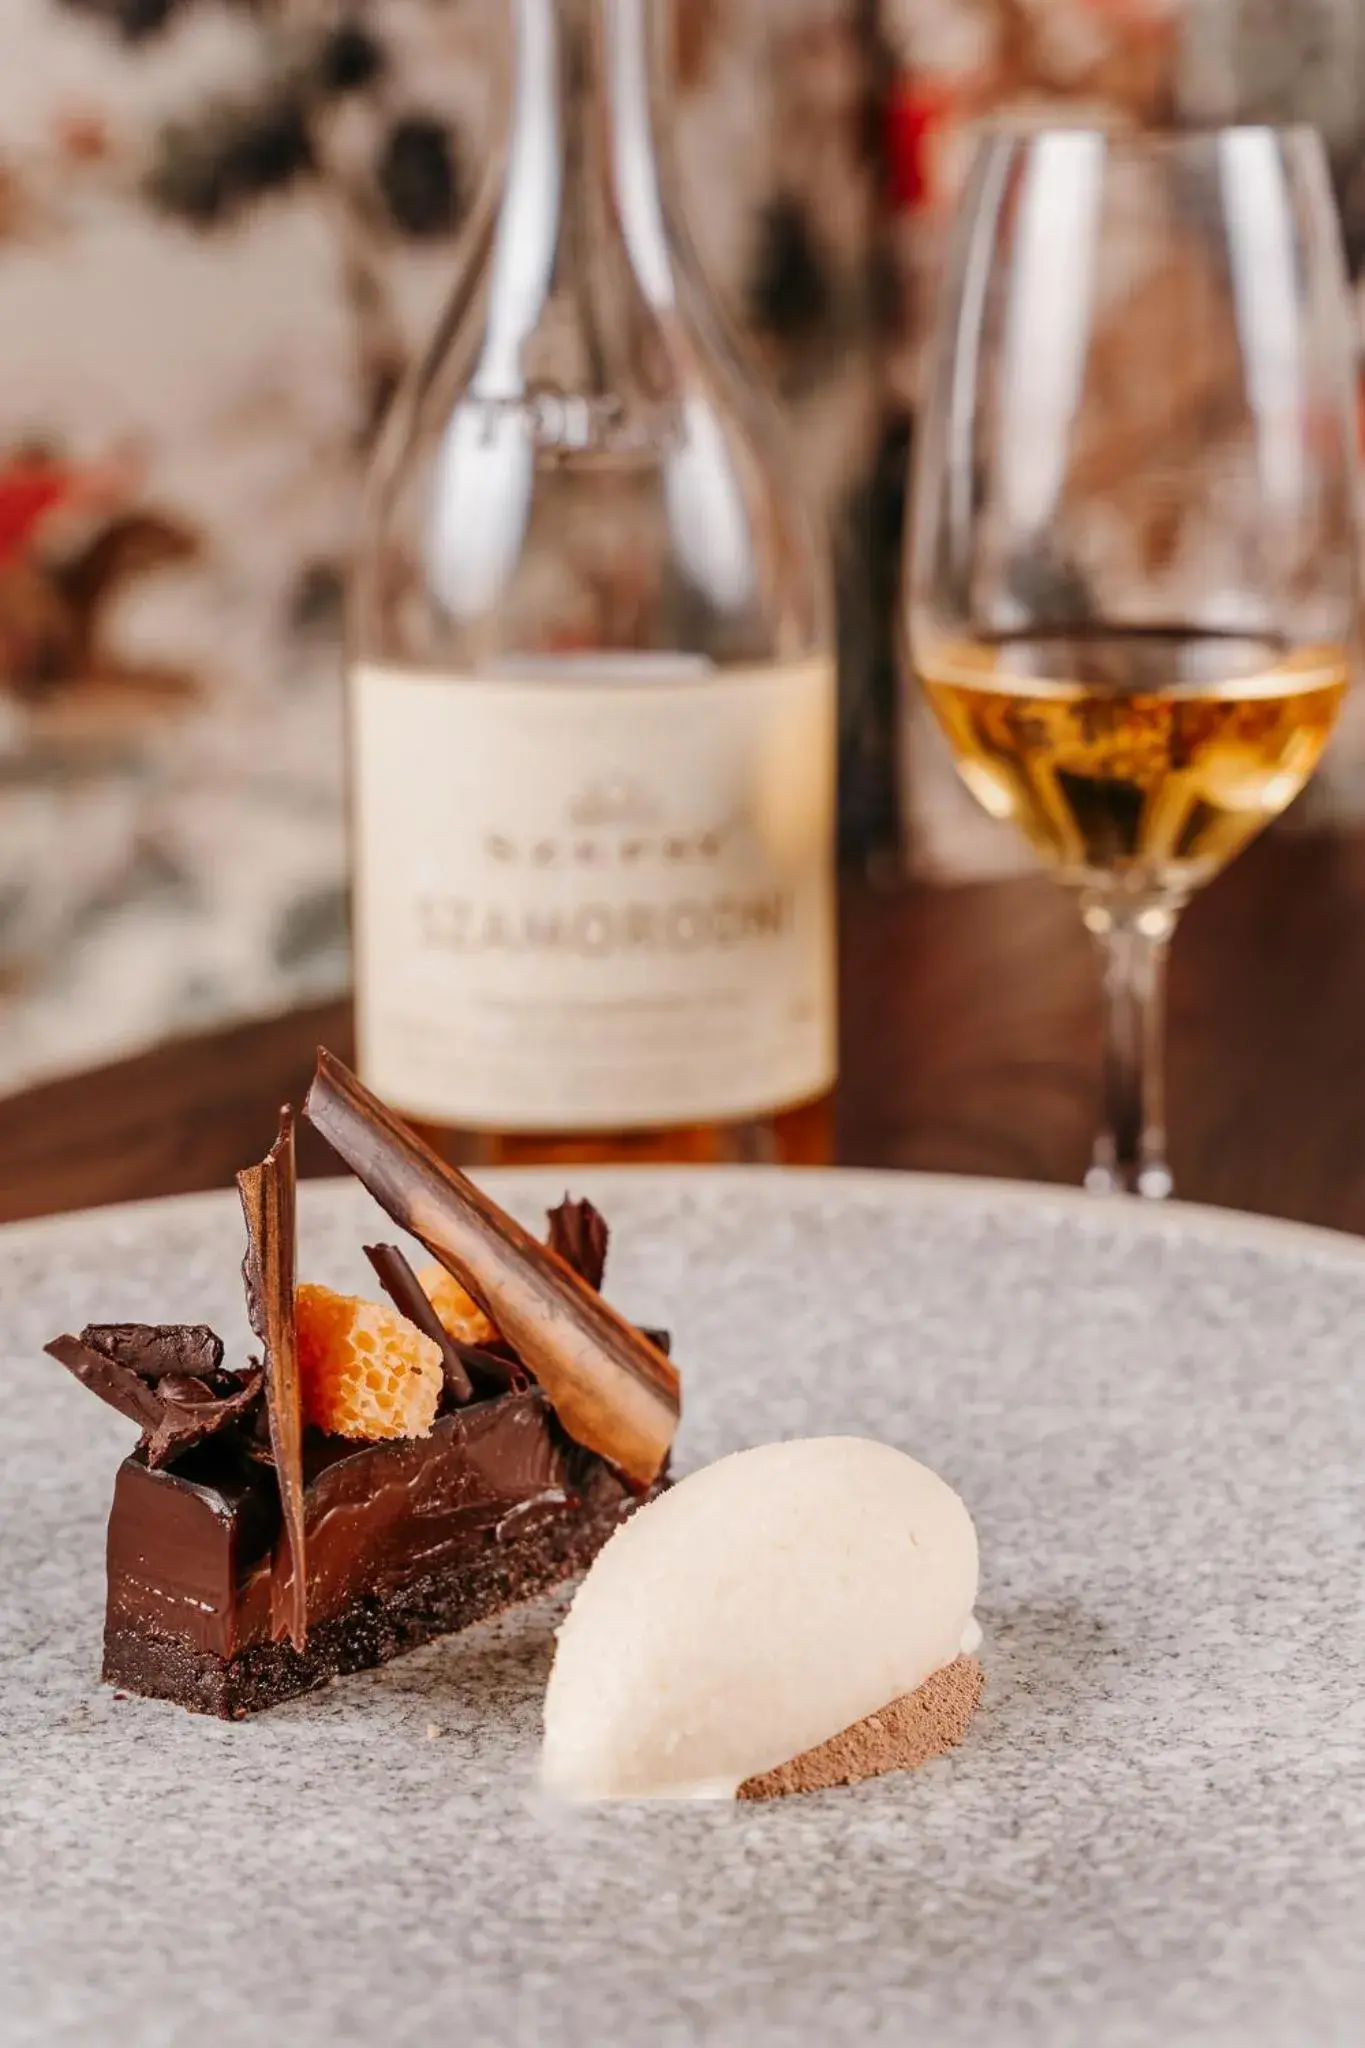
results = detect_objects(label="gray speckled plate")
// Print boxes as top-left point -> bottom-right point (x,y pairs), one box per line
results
3,1169 -> 1363,2048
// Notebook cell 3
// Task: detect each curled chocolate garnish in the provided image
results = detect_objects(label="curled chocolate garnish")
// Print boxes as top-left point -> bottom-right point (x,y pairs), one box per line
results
43,1333 -> 265,1469
237,1108 -> 308,1653
364,1243 -> 476,1406
81,1324 -> 227,1383
304,1050 -> 680,1490
546,1197 -> 609,1293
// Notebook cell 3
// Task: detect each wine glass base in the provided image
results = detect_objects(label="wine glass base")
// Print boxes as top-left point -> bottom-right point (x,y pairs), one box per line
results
1084,1159 -> 1174,1201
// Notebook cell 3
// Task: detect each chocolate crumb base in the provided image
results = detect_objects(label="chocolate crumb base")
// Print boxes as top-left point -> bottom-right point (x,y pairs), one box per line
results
102,1486 -> 640,1720
738,1656 -> 984,1800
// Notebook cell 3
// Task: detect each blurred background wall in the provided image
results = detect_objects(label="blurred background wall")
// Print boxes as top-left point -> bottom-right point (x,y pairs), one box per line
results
1,0 -> 1363,1094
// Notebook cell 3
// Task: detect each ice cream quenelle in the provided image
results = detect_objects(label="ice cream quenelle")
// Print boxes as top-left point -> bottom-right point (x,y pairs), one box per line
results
541,1437 -> 982,1802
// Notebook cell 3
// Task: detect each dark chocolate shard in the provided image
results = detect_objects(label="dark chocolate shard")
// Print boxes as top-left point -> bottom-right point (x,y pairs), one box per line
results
303,1050 -> 680,1490
149,1374 -> 217,1410
141,1367 -> 266,1470
454,1339 -> 528,1397
237,1108 -> 308,1652
45,1333 -> 167,1434
364,1243 -> 476,1406
80,1324 -> 226,1383
43,1335 -> 264,1469
546,1197 -> 609,1292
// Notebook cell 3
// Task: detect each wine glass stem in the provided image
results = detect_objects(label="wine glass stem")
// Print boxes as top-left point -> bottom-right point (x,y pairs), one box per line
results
1081,893 -> 1180,1199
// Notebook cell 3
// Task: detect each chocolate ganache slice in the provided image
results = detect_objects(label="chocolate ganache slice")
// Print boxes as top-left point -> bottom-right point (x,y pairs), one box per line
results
45,1056 -> 679,1718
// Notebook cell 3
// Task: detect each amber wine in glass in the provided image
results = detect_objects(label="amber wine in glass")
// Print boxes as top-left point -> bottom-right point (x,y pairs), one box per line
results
920,629 -> 1348,896
909,127 -> 1360,1196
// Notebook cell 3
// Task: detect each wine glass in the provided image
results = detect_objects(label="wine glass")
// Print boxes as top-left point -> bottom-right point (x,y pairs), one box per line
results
906,125 -> 1360,1197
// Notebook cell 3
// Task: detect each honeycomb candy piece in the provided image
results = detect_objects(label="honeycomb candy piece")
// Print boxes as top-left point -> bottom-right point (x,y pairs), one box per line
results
416,1264 -> 498,1347
295,1283 -> 443,1441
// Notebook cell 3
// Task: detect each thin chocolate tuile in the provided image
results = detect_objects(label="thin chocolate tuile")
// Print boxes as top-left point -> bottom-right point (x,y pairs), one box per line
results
364,1243 -> 476,1405
237,1108 -> 308,1651
546,1197 -> 610,1292
80,1324 -> 226,1382
304,1050 -> 679,1489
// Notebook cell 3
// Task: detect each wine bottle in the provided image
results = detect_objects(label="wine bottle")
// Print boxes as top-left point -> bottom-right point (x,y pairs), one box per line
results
349,0 -> 837,1167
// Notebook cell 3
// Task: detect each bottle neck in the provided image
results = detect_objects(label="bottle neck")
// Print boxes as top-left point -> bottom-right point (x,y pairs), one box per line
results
481,0 -> 676,393
563,0 -> 674,308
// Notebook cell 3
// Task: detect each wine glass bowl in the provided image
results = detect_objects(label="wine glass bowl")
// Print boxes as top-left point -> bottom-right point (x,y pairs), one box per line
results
907,125 -> 1360,1198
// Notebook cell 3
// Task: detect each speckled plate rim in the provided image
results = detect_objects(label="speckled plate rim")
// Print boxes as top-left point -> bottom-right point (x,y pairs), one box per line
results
4,1165 -> 1364,1276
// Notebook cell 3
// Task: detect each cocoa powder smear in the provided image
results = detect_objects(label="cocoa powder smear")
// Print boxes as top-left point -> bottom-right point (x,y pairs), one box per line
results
739,1657 -> 984,1800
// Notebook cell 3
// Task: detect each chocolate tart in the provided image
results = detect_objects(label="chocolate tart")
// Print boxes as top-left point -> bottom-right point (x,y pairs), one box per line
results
46,1054 -> 681,1719
100,1390 -> 644,1719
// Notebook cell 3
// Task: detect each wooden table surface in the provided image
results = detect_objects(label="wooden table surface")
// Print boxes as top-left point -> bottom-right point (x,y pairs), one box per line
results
4,826 -> 1365,1236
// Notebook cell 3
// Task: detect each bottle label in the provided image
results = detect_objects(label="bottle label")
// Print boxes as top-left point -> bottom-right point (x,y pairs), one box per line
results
350,657 -> 838,1131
